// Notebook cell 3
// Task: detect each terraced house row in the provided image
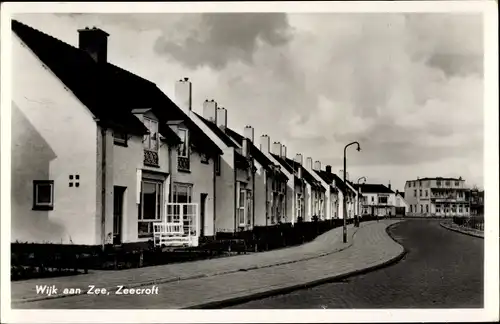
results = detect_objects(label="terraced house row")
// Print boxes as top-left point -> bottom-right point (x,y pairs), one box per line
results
10,20 -> 358,247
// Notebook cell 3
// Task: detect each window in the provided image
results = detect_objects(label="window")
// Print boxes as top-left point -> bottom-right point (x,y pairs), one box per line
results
200,152 -> 209,164
169,183 -> 193,225
408,182 -> 411,188
215,155 -> 221,175
436,207 -> 441,213
178,128 -> 189,158
419,189 -> 422,197
113,131 -> 128,146
371,196 -> 374,202
426,205 -> 429,213
437,180 -> 441,186
238,189 -> 246,226
425,190 -> 428,197
138,180 -> 163,237
33,180 -> 54,210
410,205 -> 413,213
414,190 -> 417,197
459,206 -> 463,213
455,181 -> 459,187
420,205 -> 423,213
378,196 -> 388,204
465,207 -> 469,213
143,117 -> 159,151
445,180 -> 450,186
296,193 -> 303,219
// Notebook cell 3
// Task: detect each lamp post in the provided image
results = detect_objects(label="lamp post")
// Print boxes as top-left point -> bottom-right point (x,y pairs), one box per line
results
343,141 -> 361,243
356,176 -> 366,227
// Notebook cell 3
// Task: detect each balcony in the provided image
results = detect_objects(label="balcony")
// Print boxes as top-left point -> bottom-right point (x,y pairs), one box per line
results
144,150 -> 159,167
178,156 -> 190,172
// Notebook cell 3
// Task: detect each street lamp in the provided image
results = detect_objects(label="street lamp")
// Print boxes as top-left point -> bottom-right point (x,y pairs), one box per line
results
356,176 -> 367,228
343,141 -> 361,243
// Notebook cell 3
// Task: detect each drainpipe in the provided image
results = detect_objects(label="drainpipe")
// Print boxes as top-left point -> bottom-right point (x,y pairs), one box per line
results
233,153 -> 238,233
252,161 -> 256,228
101,127 -> 107,250
265,170 -> 268,227
213,153 -> 217,237
168,146 -> 173,202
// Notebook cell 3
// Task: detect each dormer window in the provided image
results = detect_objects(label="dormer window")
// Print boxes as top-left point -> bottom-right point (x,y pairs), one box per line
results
143,117 -> 159,152
178,128 -> 189,158
113,131 -> 128,146
177,128 -> 190,172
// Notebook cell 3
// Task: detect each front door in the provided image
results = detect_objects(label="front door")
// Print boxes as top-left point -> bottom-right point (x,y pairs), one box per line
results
200,193 -> 208,237
113,186 -> 126,245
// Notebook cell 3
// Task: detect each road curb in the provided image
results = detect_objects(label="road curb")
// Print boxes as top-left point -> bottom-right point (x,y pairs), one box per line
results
184,221 -> 406,309
13,225 -> 363,304
439,221 -> 484,239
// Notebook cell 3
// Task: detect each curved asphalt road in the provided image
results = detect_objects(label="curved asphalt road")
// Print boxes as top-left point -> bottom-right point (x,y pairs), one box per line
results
229,219 -> 484,309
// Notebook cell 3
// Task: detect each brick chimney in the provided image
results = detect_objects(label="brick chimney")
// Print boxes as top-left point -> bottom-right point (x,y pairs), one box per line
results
294,153 -> 303,165
203,99 -> 217,123
306,157 -> 313,170
281,145 -> 287,158
325,165 -> 332,173
174,77 -> 192,112
314,160 -> 321,171
243,125 -> 254,143
272,142 -> 282,156
216,107 -> 227,129
78,27 -> 109,63
260,134 -> 270,153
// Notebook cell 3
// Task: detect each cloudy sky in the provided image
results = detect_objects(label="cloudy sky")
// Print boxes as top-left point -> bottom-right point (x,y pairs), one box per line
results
14,12 -> 484,190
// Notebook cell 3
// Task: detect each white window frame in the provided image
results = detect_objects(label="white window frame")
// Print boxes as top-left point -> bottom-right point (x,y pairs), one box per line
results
138,180 -> 163,237
296,193 -> 303,219
33,180 -> 54,209
238,188 -> 247,226
143,117 -> 159,152
178,128 -> 189,158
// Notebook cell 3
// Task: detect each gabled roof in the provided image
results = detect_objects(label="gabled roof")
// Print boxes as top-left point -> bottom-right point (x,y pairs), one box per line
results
224,128 -> 286,179
279,157 -> 324,191
351,183 -> 395,194
270,154 -> 303,185
331,173 -> 356,195
193,113 -> 238,149
12,19 -> 222,155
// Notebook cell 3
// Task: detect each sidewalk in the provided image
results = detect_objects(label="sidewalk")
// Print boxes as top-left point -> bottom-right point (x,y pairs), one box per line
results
12,221 -> 361,303
12,220 -> 404,309
440,221 -> 484,238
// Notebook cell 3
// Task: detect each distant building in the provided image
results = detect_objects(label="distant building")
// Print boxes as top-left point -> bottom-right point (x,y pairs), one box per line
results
404,177 -> 470,217
395,190 -> 410,216
352,183 -> 396,218
469,189 -> 484,217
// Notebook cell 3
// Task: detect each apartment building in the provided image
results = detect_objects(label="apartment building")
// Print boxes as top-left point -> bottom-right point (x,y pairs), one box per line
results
404,177 -> 470,217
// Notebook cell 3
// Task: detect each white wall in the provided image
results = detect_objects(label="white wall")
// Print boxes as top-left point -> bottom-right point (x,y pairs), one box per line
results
11,35 -> 98,245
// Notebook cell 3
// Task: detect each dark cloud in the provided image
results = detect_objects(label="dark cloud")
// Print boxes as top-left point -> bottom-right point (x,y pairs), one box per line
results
153,13 -> 292,70
427,53 -> 483,77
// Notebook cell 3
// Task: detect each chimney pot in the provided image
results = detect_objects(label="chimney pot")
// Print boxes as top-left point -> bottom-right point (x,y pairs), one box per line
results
281,145 -> 287,158
272,142 -> 282,156
243,125 -> 254,143
174,77 -> 192,112
294,153 -> 303,165
203,99 -> 217,123
216,107 -> 227,129
314,160 -> 321,171
306,157 -> 313,170
260,134 -> 270,153
78,26 -> 109,63
326,165 -> 332,173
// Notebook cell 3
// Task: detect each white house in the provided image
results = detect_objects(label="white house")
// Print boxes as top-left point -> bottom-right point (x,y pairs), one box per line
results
306,160 -> 339,220
353,183 -> 396,217
395,190 -> 410,216
11,20 -> 222,246
189,102 -> 256,233
224,127 -> 289,227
